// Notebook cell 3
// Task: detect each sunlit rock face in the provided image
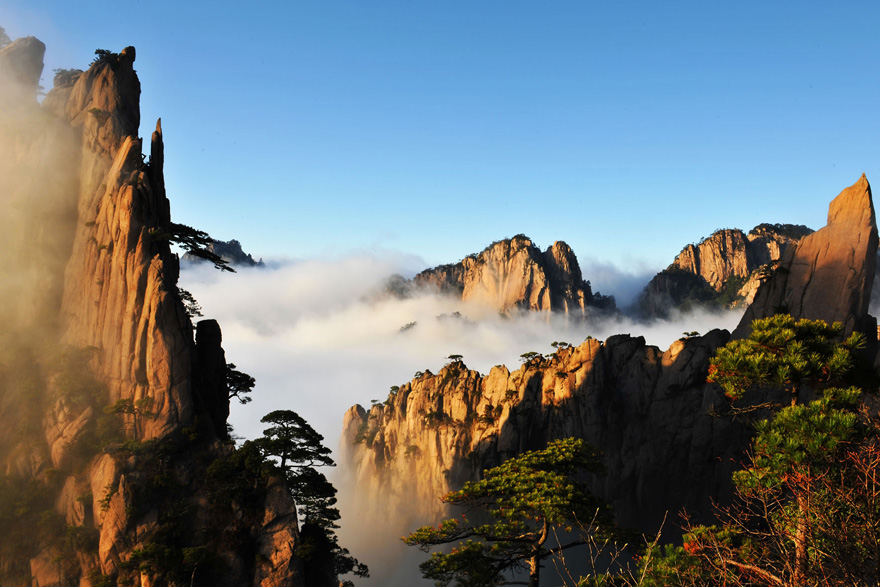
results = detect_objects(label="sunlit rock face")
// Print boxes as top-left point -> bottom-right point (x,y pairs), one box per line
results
734,175 -> 878,339
413,235 -> 615,316
343,177 -> 880,554
637,224 -> 811,318
343,328 -> 749,535
0,39 -> 303,585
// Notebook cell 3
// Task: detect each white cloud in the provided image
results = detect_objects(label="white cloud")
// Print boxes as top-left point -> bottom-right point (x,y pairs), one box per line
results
179,252 -> 744,586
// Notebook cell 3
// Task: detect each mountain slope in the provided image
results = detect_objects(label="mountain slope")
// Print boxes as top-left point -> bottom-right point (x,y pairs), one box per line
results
413,235 -> 615,316
341,176 -> 879,551
0,39 -> 303,586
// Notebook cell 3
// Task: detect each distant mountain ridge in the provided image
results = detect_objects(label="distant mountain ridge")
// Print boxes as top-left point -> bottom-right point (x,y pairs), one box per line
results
636,223 -> 813,318
182,238 -> 264,268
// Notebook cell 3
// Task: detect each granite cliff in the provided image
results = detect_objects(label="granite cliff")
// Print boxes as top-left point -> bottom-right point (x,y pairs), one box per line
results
734,175 -> 879,340
637,224 -> 812,318
412,235 -> 615,316
0,39 -> 304,586
342,176 -> 879,548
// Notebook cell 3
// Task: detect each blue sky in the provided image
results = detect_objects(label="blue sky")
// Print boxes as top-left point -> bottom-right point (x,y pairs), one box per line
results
5,0 -> 880,277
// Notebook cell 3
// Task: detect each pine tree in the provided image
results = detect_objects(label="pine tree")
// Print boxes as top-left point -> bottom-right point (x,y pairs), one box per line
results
404,438 -> 624,587
645,316 -> 876,587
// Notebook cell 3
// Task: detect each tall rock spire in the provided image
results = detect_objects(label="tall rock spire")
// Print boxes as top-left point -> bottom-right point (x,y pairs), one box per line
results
733,174 -> 878,338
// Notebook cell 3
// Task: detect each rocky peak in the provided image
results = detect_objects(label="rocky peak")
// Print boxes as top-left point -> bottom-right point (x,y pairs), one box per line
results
59,46 -> 140,158
0,37 -> 45,104
0,38 -> 304,585
413,235 -> 615,315
734,174 -> 878,338
637,222 -> 811,318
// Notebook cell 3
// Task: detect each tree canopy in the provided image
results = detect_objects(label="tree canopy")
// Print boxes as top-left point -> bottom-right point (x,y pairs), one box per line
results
642,316 -> 878,587
404,437 -> 622,587
257,409 -> 368,585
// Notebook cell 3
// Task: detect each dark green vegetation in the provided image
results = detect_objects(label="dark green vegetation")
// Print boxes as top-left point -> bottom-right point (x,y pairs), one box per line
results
749,223 -> 814,240
404,438 -> 625,587
219,410 -> 369,586
149,222 -> 235,272
403,317 -> 880,587
640,316 -> 880,586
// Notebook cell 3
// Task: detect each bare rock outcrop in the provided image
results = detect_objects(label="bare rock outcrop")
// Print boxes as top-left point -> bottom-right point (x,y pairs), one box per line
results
734,175 -> 878,338
0,37 -> 46,103
413,235 -> 614,316
0,40 -> 304,586
637,224 -> 811,318
343,329 -> 747,535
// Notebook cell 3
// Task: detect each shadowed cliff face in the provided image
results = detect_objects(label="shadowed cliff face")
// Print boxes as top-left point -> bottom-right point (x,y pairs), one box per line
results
0,39 -> 303,586
637,224 -> 812,318
342,330 -> 745,532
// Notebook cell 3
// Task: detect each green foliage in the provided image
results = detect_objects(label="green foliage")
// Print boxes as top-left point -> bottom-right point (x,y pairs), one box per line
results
52,67 -> 82,87
519,351 -> 541,364
405,438 -> 621,587
645,317 -> 876,586
91,48 -> 118,65
749,223 -> 814,240
257,409 -> 368,583
708,314 -> 864,405
204,440 -> 268,505
0,26 -> 10,47
177,286 -> 203,319
715,274 -> 747,306
258,410 -> 333,471
166,222 -> 235,272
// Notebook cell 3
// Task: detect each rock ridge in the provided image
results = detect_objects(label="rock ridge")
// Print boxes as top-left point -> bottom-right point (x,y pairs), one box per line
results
637,223 -> 812,318
734,174 -> 878,338
413,235 -> 615,316
0,39 -> 304,586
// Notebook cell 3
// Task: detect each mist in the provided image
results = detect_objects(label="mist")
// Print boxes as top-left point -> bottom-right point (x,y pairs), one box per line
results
0,38 -> 79,344
179,251 -> 743,585
179,254 -> 742,449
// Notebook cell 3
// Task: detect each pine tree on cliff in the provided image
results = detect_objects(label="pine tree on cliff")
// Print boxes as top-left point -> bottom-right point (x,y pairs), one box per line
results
404,437 -> 624,587
258,410 -> 369,585
644,316 -> 877,587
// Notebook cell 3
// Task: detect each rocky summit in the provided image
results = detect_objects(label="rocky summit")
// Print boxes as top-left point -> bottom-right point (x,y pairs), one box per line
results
413,235 -> 615,316
637,224 -> 812,318
734,174 -> 878,339
0,39 -> 305,586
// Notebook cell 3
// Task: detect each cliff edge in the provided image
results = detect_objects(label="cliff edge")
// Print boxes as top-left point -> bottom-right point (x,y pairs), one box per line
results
0,40 -> 302,586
